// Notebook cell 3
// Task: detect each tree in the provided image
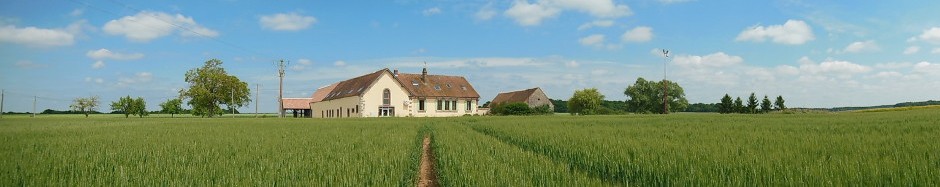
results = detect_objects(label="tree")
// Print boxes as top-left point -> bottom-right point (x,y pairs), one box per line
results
132,97 -> 148,118
760,95 -> 772,113
775,95 -> 787,110
719,94 -> 733,114
624,77 -> 689,114
568,88 -> 604,115
733,97 -> 744,113
746,93 -> 759,114
111,96 -> 135,118
180,59 -> 251,117
70,96 -> 100,118
160,98 -> 183,117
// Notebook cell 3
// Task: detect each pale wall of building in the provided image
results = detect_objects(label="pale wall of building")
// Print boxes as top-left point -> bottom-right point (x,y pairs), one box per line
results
360,73 -> 411,117
409,98 -> 478,117
311,96 -> 361,118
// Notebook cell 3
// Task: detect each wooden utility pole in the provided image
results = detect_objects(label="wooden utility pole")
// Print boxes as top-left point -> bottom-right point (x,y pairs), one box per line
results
232,88 -> 235,118
32,95 -> 36,117
1,89 -> 4,119
662,49 -> 670,114
277,59 -> 287,118
255,84 -> 259,118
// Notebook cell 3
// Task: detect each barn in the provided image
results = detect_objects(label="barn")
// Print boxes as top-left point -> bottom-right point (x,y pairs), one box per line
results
490,87 -> 554,111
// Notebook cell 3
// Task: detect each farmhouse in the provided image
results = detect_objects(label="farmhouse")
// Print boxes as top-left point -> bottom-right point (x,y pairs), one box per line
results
490,87 -> 554,111
308,67 -> 481,118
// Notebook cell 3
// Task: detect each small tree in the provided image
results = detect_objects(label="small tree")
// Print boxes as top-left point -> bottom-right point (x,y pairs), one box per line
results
160,98 -> 183,117
132,97 -> 148,118
111,96 -> 135,118
746,93 -> 758,114
775,95 -> 787,110
569,88 -> 604,115
70,96 -> 100,118
733,97 -> 744,114
761,95 -> 772,113
719,94 -> 733,114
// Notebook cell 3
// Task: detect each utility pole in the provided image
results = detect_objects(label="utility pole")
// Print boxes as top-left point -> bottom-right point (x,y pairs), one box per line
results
32,95 -> 37,117
232,88 -> 235,118
255,84 -> 259,118
276,59 -> 287,118
662,49 -> 670,114
1,89 -> 4,119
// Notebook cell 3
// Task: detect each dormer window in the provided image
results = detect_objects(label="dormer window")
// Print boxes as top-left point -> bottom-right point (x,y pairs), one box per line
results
446,84 -> 451,88
412,80 -> 419,86
434,85 -> 441,90
461,85 -> 467,91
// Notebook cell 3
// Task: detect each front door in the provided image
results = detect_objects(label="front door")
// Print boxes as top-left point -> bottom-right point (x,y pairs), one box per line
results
379,107 -> 395,117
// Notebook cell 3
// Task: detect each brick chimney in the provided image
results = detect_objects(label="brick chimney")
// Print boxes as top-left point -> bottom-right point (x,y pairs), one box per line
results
393,69 -> 398,77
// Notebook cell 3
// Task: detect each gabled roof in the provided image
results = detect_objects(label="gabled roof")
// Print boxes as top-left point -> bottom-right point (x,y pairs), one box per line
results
491,87 -> 541,104
283,98 -> 313,109
310,83 -> 337,102
395,73 -> 480,98
321,69 -> 393,101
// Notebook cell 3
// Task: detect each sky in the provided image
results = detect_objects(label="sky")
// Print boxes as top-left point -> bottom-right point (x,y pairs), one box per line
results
2,0 -> 940,113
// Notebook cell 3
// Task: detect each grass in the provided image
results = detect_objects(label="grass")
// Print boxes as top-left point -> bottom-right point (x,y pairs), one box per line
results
1,107 -> 938,185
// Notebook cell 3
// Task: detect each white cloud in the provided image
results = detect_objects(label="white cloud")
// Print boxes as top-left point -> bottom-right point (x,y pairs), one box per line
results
259,12 -> 317,31
0,24 -> 75,47
92,61 -> 105,69
579,34 -> 605,47
14,60 -> 46,69
799,59 -> 871,75
86,48 -> 144,60
673,52 -> 744,68
577,20 -> 614,30
913,61 -> 940,74
621,26 -> 653,43
291,59 -> 313,71
904,46 -> 920,55
873,71 -> 902,79
874,62 -> 912,69
334,60 -> 347,66
775,65 -> 799,75
70,9 -> 84,17
84,77 -> 105,84
916,27 -> 940,44
735,19 -> 815,45
505,0 -> 631,26
505,0 -> 560,26
422,7 -> 442,16
103,11 -> 219,42
933,48 -> 940,54
475,3 -> 497,21
116,72 -> 153,86
565,60 -> 580,68
842,40 -> 879,53
658,0 -> 695,4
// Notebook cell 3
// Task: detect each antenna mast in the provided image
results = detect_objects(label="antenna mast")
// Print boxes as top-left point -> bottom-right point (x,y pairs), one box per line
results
662,49 -> 670,114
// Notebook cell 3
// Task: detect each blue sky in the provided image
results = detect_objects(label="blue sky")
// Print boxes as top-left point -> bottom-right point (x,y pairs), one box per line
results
2,0 -> 940,113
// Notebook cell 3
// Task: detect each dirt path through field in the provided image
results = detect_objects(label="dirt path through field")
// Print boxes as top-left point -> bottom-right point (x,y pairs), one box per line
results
417,135 -> 438,187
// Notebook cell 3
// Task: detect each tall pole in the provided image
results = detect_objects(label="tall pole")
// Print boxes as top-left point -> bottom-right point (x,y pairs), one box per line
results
32,95 -> 37,117
232,88 -> 235,118
277,59 -> 286,118
255,84 -> 259,118
662,49 -> 670,114
1,89 -> 4,119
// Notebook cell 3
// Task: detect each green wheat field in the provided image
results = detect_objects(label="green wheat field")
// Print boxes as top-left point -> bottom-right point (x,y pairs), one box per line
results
1,108 -> 938,186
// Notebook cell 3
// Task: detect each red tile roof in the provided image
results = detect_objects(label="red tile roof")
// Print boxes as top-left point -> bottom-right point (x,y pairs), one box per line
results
282,98 -> 313,109
491,87 -> 540,104
395,73 -> 480,99
310,83 -> 337,102
322,69 -> 398,101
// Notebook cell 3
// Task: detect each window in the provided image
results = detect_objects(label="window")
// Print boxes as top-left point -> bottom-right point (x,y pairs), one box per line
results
444,100 -> 450,110
467,100 -> 472,111
419,99 -> 426,111
437,100 -> 442,110
412,80 -> 419,86
383,89 -> 391,105
434,85 -> 441,90
446,84 -> 451,88
356,105 -> 359,113
452,100 -> 457,111
461,85 -> 467,91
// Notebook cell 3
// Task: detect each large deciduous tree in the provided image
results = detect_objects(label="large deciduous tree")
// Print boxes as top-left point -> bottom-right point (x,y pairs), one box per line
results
568,88 -> 604,115
624,77 -> 689,114
111,96 -> 148,118
160,98 -> 183,117
70,96 -> 100,118
180,59 -> 251,117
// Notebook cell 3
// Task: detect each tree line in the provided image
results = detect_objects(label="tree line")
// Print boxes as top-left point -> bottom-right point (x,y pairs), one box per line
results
718,93 -> 786,114
561,77 -> 691,115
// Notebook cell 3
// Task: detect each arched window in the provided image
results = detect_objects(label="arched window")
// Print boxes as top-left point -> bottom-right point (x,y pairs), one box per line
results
383,89 -> 391,105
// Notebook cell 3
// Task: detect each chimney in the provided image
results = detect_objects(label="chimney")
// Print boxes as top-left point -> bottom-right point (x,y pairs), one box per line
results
393,69 -> 398,77
421,67 -> 428,82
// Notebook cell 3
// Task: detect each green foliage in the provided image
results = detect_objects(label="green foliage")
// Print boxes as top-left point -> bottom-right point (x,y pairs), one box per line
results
550,99 -> 568,113
69,96 -> 100,118
159,98 -> 183,118
719,94 -> 733,114
489,103 -> 553,116
747,93 -> 759,114
775,95 -> 787,110
760,95 -> 772,113
684,103 -> 719,113
111,96 -> 147,118
530,104 -> 553,115
180,59 -> 251,117
733,97 -> 744,113
624,77 -> 689,114
133,97 -> 147,118
568,88 -> 604,115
